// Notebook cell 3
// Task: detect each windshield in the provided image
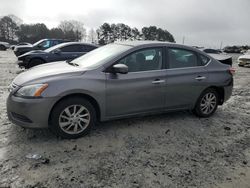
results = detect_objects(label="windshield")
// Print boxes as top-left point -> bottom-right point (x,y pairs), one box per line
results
33,39 -> 46,47
71,44 -> 132,69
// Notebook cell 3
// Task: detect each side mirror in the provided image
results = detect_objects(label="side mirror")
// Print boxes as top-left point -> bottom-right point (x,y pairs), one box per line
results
53,49 -> 61,55
112,64 -> 128,74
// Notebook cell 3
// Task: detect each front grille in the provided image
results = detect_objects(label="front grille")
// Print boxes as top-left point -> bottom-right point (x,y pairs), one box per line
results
11,112 -> 32,123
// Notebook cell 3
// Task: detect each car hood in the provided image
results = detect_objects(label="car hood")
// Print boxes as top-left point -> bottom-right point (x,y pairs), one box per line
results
13,61 -> 85,86
15,44 -> 33,51
17,44 -> 33,48
238,54 -> 250,60
0,42 -> 10,45
18,50 -> 47,58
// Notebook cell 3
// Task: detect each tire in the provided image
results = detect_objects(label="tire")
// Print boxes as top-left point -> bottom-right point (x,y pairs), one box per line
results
49,97 -> 96,139
27,58 -> 45,69
193,88 -> 219,118
0,45 -> 6,51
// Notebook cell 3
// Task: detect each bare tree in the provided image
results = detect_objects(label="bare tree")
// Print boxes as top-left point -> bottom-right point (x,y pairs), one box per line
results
8,14 -> 23,26
59,20 -> 86,41
87,28 -> 98,44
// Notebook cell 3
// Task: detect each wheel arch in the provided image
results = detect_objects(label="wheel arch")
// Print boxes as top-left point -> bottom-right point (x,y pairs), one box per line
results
48,93 -> 101,125
201,86 -> 225,105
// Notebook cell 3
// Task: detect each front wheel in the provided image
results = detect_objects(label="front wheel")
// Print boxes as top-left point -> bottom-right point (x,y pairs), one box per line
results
50,97 -> 96,139
193,88 -> 219,118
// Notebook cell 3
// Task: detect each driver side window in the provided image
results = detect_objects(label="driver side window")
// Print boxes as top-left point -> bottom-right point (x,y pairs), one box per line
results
39,40 -> 51,48
118,48 -> 163,72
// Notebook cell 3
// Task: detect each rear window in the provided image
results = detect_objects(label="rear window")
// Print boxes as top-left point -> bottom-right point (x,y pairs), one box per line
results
199,54 -> 210,66
61,45 -> 81,52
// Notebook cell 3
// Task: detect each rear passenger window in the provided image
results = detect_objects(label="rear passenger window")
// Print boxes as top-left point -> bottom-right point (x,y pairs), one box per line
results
52,40 -> 60,46
168,48 -> 198,68
199,54 -> 210,66
61,45 -> 81,52
80,45 -> 97,52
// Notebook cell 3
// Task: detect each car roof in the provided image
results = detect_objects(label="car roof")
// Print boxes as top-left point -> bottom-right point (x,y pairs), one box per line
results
114,40 -> 173,47
55,42 -> 98,48
114,40 -> 204,53
43,38 -> 68,41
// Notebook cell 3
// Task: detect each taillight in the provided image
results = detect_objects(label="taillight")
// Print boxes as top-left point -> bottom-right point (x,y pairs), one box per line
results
229,67 -> 236,75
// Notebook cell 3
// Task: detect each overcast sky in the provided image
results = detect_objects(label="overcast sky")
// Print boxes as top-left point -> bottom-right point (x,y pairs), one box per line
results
0,0 -> 249,47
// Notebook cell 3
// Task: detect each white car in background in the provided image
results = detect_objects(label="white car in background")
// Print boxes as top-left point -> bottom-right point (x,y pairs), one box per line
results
0,41 -> 10,51
201,48 -> 233,66
238,50 -> 250,67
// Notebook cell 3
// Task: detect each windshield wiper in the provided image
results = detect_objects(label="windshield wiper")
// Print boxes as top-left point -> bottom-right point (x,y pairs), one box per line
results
66,60 -> 79,66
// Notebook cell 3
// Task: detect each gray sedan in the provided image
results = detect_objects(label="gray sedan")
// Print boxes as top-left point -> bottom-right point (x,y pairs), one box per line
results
7,41 -> 234,138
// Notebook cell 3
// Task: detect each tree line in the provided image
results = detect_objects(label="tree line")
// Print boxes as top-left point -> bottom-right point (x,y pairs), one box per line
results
97,23 -> 175,45
0,15 -> 175,45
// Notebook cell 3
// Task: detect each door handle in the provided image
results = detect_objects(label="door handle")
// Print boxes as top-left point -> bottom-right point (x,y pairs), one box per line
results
152,79 -> 165,84
195,76 -> 206,80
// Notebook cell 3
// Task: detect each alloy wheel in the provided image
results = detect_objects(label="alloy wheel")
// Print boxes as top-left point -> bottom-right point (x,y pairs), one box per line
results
59,105 -> 90,134
200,92 -> 217,115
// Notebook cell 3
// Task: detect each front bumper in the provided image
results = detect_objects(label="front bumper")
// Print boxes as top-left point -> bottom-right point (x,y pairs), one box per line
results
14,50 -> 21,57
7,94 -> 58,128
16,60 -> 27,68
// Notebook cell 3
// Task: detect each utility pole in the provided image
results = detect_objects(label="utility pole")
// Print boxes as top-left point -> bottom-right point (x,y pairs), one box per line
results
220,41 -> 223,49
182,36 -> 185,44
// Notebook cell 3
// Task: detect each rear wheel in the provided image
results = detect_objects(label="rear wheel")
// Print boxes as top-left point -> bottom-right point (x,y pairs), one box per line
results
27,58 -> 45,69
193,88 -> 219,117
50,97 -> 96,139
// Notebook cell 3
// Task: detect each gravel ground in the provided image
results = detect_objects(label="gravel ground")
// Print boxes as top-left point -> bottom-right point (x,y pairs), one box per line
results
0,50 -> 249,188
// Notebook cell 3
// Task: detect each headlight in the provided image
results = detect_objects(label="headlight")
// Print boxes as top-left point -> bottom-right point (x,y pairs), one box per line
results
15,84 -> 48,97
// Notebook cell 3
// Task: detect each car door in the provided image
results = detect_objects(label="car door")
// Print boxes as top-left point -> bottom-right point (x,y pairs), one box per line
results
105,47 -> 167,117
164,48 -> 210,109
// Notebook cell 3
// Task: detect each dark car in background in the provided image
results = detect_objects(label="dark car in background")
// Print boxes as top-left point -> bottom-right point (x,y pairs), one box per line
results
13,39 -> 70,57
17,42 -> 98,69
10,42 -> 31,50
0,41 -> 10,51
223,46 -> 241,53
203,48 -> 223,54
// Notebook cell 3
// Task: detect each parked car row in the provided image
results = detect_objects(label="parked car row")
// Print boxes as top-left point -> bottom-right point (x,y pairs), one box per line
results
0,38 -> 98,69
17,42 -> 98,69
13,39 -> 71,56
